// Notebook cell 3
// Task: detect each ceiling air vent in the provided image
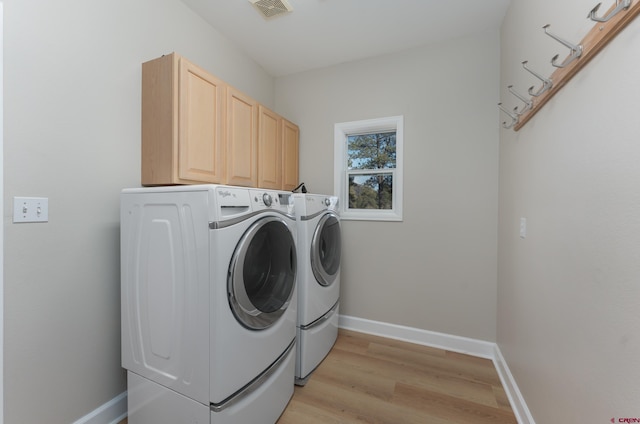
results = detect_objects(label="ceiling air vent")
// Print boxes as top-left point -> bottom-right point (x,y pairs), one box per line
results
249,0 -> 293,19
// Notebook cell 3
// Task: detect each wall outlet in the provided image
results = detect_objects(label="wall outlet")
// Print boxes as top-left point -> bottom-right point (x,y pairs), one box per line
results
13,197 -> 49,223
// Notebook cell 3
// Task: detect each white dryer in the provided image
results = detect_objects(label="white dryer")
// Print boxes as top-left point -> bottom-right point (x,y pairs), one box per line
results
292,193 -> 341,385
121,184 -> 297,424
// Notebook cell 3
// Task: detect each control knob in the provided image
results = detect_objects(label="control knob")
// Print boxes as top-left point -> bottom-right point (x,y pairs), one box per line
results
262,193 -> 273,207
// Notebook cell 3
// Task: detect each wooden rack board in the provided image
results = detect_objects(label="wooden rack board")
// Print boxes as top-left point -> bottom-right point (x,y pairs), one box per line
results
514,0 -> 640,131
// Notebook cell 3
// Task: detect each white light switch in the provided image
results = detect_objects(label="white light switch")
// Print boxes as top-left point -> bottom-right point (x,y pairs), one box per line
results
519,217 -> 527,239
13,197 -> 49,223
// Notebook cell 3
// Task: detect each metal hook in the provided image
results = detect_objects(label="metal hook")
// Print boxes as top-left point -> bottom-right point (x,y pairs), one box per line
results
589,0 -> 631,22
498,103 -> 518,129
543,24 -> 583,68
508,85 -> 533,116
522,61 -> 553,97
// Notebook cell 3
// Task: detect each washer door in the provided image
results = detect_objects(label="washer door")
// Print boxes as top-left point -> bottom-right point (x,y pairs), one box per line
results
311,212 -> 341,287
228,216 -> 297,330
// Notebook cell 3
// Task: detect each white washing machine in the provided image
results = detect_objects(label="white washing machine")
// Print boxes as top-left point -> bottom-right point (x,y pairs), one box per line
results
292,193 -> 342,385
121,184 -> 297,424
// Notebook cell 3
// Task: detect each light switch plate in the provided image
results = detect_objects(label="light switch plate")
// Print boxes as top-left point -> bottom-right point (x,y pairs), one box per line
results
519,217 -> 527,238
13,197 -> 49,223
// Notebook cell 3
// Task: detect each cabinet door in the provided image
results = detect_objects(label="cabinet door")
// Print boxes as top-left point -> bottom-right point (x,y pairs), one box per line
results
226,87 -> 258,187
282,119 -> 299,191
178,59 -> 225,183
258,106 -> 282,190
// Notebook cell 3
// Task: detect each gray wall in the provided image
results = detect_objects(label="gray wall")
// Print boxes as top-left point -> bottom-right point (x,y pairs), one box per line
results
3,1 -> 274,423
498,0 -> 640,422
275,30 -> 501,342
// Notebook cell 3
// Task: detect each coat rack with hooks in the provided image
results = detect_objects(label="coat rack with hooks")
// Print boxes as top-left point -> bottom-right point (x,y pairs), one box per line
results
498,0 -> 640,131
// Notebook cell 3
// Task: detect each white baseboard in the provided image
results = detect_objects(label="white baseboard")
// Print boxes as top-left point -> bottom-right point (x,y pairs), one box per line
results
338,314 -> 496,359
72,391 -> 127,424
492,345 -> 536,424
338,314 -> 535,424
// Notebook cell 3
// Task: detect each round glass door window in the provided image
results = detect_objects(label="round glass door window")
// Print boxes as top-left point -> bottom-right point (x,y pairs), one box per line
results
311,212 -> 341,287
228,216 -> 297,330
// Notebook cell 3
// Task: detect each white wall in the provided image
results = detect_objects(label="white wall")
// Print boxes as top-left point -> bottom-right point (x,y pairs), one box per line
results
3,1 -> 274,423
275,30 -> 501,342
498,0 -> 640,422
0,2 -> 4,421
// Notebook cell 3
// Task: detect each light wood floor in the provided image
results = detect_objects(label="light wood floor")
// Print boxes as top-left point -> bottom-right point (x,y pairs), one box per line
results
119,329 -> 516,424
277,330 -> 516,424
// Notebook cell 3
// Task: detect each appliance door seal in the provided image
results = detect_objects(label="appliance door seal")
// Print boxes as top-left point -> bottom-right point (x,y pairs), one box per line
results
228,216 -> 297,330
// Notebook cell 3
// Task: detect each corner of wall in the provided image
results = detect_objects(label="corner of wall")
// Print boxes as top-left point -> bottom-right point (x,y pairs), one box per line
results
493,344 -> 536,424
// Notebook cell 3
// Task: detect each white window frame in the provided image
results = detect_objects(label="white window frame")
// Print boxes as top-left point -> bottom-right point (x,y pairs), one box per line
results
334,115 -> 403,221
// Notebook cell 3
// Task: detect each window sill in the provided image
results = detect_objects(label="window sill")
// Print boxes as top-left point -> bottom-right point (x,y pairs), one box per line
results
339,210 -> 403,222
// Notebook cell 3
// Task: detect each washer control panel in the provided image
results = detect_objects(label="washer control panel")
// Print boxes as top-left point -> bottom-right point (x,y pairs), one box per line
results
249,189 -> 288,211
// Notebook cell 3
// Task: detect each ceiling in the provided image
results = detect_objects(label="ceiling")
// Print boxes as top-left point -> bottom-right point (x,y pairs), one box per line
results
180,0 -> 511,77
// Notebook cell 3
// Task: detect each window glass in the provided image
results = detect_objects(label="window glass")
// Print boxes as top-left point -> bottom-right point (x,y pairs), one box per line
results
349,173 -> 393,210
347,132 -> 396,170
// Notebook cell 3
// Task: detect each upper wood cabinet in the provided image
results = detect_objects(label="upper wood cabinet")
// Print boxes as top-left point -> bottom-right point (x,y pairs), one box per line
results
281,119 -> 300,191
141,52 -> 299,190
258,105 -> 283,190
226,86 -> 258,187
258,106 -> 300,191
141,53 -> 225,186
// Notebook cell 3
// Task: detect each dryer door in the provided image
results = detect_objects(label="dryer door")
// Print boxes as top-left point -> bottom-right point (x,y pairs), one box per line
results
311,212 -> 341,287
228,216 -> 297,330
